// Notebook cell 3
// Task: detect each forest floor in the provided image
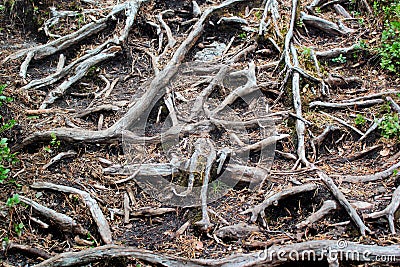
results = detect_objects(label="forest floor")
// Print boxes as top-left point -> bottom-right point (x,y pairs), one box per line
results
0,0 -> 400,266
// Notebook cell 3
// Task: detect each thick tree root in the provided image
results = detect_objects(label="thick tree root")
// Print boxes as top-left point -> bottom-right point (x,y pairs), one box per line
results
33,241 -> 400,267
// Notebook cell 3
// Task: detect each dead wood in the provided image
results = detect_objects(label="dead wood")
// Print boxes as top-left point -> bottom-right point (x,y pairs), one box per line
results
33,241 -> 400,267
30,182 -> 112,244
242,183 -> 317,225
6,242 -> 52,260
215,223 -> 260,240
18,196 -> 88,236
337,160 -> 400,183
343,90 -> 400,102
42,150 -> 77,170
313,125 -> 339,146
296,200 -> 337,229
316,170 -> 371,235
365,185 -> 400,234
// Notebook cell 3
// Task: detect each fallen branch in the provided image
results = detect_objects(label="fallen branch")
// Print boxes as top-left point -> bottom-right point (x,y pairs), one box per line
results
131,207 -> 175,217
320,111 -> 364,136
31,182 -> 112,244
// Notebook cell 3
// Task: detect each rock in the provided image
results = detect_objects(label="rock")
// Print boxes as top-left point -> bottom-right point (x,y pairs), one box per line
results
194,41 -> 226,62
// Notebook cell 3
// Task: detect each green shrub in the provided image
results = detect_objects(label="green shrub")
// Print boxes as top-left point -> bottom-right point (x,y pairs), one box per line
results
379,113 -> 400,139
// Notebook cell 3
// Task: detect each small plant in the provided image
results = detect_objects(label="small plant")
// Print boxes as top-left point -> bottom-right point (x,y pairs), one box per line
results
315,7 -> 321,13
331,54 -> 347,63
238,32 -> 247,40
393,169 -> 399,175
14,222 -> 24,236
354,114 -> 366,126
0,138 -> 18,183
254,10 -> 262,20
6,194 -> 20,207
379,113 -> 400,139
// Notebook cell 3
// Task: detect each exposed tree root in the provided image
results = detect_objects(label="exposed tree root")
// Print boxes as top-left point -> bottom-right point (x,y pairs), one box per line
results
365,185 -> 400,234
316,170 -> 371,236
296,200 -> 337,229
338,160 -> 400,183
33,241 -> 400,267
19,196 -> 88,236
242,183 -> 317,225
30,182 -> 112,244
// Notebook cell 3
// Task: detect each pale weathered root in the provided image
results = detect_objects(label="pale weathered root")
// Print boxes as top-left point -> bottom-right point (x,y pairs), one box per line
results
343,90 -> 400,102
215,223 -> 260,240
337,160 -> 400,183
336,144 -> 382,163
234,134 -> 290,155
365,185 -> 400,234
19,196 -> 88,236
104,163 -> 270,185
241,183 -> 317,225
21,40 -> 114,91
6,242 -> 52,260
33,241 -> 400,267
313,125 -> 339,146
358,117 -> 383,141
316,44 -> 361,58
316,170 -> 371,236
42,150 -> 77,170
324,74 -> 362,88
40,45 -> 121,109
75,104 -> 120,118
31,182 -> 112,244
3,1 -> 133,64
301,12 -> 355,35
387,96 -> 400,114
309,99 -> 384,109
15,0 -> 247,150
296,200 -> 338,229
130,207 -> 175,217
320,111 -> 364,136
